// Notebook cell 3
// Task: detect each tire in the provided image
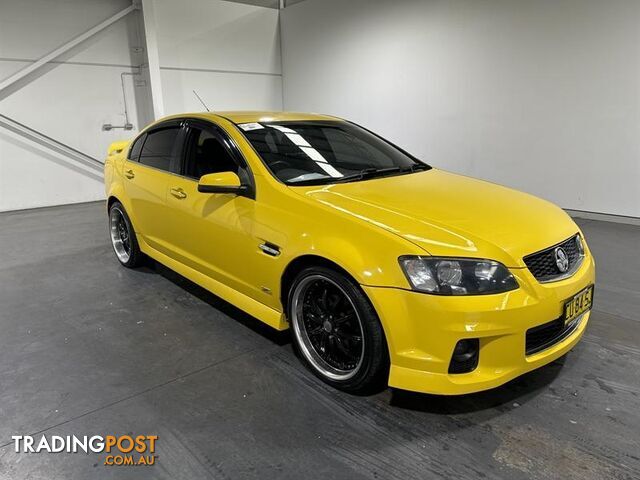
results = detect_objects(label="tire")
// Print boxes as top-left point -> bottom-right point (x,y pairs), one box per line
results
108,202 -> 144,268
287,266 -> 389,394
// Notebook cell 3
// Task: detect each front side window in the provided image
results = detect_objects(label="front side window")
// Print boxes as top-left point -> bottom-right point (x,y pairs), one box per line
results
183,126 -> 240,180
139,127 -> 180,172
240,121 -> 429,185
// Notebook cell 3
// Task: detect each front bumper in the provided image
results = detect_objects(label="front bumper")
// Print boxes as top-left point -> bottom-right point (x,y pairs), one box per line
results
363,253 -> 596,395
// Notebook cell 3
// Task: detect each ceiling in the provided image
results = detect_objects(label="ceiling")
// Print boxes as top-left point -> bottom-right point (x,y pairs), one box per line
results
223,0 -> 308,9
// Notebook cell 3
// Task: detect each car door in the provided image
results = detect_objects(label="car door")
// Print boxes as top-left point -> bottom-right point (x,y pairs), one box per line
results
123,121 -> 183,255
163,120 -> 263,301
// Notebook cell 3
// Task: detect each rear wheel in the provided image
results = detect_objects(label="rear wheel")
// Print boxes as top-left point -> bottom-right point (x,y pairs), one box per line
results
288,266 -> 389,394
109,202 -> 143,268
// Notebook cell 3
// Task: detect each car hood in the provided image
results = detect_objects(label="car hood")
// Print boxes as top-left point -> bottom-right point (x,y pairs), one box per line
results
291,169 -> 578,267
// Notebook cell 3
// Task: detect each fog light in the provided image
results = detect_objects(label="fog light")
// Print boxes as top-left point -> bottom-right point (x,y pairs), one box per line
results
448,339 -> 480,374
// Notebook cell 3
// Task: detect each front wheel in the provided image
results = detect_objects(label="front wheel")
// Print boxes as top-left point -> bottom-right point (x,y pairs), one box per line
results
109,202 -> 143,268
288,266 -> 389,394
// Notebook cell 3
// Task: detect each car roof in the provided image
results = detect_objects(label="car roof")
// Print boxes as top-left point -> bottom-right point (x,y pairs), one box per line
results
214,111 -> 342,123
158,111 -> 342,125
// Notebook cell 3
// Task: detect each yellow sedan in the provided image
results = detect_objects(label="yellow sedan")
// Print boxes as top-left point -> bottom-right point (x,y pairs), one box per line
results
104,111 -> 595,395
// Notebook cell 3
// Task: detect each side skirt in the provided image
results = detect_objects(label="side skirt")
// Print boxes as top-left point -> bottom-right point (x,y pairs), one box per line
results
138,237 -> 289,331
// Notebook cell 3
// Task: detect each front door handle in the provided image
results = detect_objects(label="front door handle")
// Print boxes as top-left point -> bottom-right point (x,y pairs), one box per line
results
170,187 -> 187,199
124,169 -> 135,179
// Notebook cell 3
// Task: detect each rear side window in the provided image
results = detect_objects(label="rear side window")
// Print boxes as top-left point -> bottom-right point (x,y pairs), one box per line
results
127,133 -> 146,161
139,127 -> 180,172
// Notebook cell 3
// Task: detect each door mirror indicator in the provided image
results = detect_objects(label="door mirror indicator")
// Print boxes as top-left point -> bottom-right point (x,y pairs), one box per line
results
198,171 -> 247,195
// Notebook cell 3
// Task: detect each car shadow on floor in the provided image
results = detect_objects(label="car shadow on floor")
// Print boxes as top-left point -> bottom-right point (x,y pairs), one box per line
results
150,259 -> 291,346
146,257 -> 566,414
389,356 -> 566,414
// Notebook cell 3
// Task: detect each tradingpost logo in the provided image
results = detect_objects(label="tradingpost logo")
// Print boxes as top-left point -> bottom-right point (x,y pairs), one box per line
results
12,434 -> 158,466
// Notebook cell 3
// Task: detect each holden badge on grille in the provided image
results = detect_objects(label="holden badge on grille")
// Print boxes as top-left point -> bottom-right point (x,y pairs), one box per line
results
554,247 -> 569,273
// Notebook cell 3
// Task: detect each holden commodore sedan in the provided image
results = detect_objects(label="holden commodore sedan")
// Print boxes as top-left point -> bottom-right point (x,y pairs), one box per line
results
104,111 -> 595,395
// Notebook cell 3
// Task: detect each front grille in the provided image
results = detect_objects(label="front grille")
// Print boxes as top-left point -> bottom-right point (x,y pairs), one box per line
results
525,315 -> 581,355
523,234 -> 583,282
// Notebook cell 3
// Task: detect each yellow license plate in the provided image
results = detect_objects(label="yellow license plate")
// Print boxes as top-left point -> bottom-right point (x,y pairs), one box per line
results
563,285 -> 594,324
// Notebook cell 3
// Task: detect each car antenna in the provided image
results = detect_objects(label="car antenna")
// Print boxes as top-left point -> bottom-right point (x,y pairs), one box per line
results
193,90 -> 210,112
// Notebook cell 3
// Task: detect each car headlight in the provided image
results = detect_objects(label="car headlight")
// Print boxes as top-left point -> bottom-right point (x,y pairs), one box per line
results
398,256 -> 518,295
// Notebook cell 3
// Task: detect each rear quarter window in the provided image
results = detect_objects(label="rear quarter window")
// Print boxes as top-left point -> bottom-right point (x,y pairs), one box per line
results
127,133 -> 146,161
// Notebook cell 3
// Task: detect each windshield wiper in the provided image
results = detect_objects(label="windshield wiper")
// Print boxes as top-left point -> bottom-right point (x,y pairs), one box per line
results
333,166 -> 403,183
401,163 -> 430,172
333,163 -> 429,183
288,163 -> 430,186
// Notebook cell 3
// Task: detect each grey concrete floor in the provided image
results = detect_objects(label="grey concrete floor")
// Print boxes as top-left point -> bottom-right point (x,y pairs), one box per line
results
0,201 -> 639,480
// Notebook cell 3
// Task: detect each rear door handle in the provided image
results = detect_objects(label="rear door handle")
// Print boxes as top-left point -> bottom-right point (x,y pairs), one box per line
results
170,187 -> 187,199
124,169 -> 135,179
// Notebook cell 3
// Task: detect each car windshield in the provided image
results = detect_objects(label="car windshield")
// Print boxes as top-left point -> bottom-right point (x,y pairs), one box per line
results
238,121 -> 430,185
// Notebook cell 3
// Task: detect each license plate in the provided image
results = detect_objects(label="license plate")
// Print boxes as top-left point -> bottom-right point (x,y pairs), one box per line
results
563,285 -> 594,324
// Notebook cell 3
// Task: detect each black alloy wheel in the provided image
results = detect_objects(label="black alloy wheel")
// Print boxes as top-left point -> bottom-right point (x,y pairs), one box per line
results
288,266 -> 389,393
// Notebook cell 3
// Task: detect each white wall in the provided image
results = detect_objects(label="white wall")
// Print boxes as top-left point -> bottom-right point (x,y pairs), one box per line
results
0,0 -> 153,212
5,0 -> 637,216
281,0 -> 640,218
148,0 -> 282,115
0,0 -> 283,212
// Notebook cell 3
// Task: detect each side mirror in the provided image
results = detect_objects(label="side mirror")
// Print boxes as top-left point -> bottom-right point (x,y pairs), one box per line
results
198,171 -> 246,195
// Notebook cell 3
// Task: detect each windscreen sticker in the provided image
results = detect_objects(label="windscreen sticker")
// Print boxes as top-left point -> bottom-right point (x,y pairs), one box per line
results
238,122 -> 264,131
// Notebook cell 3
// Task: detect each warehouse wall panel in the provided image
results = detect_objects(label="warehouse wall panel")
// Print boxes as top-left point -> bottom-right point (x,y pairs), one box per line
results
0,0 -> 151,212
281,0 -> 640,217
150,0 -> 283,115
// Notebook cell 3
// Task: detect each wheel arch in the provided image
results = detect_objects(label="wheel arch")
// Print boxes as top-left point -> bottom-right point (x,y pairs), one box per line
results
106,189 -> 139,234
280,254 -> 371,314
280,255 -> 357,314
107,195 -> 120,212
